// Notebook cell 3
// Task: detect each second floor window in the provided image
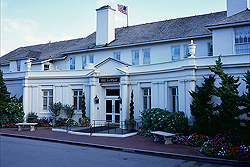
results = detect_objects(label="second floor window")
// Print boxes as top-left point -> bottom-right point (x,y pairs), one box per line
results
44,64 -> 49,71
184,45 -> 191,58
89,55 -> 94,64
235,26 -> 250,54
143,49 -> 150,65
17,60 -> 21,71
82,56 -> 86,69
70,57 -> 75,70
208,42 -> 213,56
114,52 -> 121,60
132,50 -> 139,65
172,46 -> 180,60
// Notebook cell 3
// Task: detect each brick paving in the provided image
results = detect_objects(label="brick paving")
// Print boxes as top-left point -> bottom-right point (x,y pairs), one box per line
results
0,127 -> 207,157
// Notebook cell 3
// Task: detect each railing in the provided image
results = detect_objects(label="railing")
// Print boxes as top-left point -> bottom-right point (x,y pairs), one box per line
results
87,119 -> 140,135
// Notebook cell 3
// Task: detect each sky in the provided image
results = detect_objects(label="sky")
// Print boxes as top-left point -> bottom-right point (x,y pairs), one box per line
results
0,0 -> 226,57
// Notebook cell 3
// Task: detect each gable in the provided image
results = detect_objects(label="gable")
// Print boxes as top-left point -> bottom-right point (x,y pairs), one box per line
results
95,57 -> 130,76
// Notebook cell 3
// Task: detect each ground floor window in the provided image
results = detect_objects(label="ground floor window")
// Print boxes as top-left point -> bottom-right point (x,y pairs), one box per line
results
171,87 -> 178,112
43,90 -> 53,111
143,88 -> 151,111
73,90 -> 83,111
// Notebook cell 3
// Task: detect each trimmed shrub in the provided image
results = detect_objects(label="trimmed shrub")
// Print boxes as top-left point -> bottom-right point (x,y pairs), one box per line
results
139,108 -> 190,136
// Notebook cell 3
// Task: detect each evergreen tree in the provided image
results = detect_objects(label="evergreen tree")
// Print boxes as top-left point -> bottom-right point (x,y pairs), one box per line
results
242,70 -> 250,114
209,56 -> 242,134
129,90 -> 134,120
81,92 -> 86,117
189,75 -> 217,136
0,64 -> 9,117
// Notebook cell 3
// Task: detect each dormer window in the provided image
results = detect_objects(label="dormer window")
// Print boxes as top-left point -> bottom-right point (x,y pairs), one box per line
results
44,64 -> 49,71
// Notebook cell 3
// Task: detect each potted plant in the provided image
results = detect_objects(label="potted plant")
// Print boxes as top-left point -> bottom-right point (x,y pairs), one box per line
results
79,92 -> 90,126
125,90 -> 136,131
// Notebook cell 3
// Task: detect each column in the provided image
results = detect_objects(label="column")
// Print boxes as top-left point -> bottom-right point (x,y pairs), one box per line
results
89,77 -> 97,124
120,76 -> 129,128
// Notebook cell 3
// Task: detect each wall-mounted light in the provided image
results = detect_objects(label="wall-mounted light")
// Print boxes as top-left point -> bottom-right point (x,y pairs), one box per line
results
94,95 -> 99,104
118,96 -> 122,104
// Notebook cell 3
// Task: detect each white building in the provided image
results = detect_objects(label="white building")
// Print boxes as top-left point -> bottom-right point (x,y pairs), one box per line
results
1,0 -> 250,125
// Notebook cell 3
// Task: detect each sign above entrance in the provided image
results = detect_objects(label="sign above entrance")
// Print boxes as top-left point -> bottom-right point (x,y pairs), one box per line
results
99,78 -> 120,83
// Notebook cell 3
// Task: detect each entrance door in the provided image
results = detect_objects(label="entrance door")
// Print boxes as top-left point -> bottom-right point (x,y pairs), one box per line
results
106,99 -> 120,123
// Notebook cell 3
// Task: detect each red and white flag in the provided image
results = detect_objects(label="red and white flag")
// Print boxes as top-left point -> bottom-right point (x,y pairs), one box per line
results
117,4 -> 127,15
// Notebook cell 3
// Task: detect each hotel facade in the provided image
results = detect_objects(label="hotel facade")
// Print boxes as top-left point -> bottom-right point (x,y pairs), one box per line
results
1,0 -> 250,125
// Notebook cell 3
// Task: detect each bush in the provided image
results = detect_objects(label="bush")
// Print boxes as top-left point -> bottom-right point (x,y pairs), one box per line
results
56,118 -> 78,127
201,134 -> 250,161
30,117 -> 52,127
139,108 -> 190,136
27,112 -> 38,123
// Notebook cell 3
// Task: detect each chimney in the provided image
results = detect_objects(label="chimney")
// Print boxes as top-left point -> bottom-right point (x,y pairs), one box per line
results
96,5 -> 116,46
227,0 -> 250,17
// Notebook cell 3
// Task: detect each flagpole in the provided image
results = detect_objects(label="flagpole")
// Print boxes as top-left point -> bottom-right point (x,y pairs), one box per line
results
126,6 -> 128,27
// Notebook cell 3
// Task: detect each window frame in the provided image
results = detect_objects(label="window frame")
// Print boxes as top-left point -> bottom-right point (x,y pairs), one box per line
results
89,55 -> 94,64
143,49 -> 150,65
171,46 -> 180,60
70,57 -> 75,70
132,50 -> 139,65
82,55 -> 87,69
16,60 -> 21,71
142,88 -> 151,111
208,42 -> 213,56
42,89 -> 53,111
170,87 -> 178,112
114,52 -> 121,60
73,90 -> 83,111
235,26 -> 250,54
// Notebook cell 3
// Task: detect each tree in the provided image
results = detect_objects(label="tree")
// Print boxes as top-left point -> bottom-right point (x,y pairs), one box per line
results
209,56 -> 242,134
81,92 -> 86,118
189,75 -> 217,136
129,90 -> 134,120
0,64 -> 9,117
48,102 -> 62,126
63,104 -> 75,119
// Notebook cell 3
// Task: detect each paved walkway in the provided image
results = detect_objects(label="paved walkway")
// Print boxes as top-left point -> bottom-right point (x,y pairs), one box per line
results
0,127 -> 247,166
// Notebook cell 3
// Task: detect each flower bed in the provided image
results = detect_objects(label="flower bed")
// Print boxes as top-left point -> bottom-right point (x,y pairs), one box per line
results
200,134 -> 250,161
172,133 -> 208,147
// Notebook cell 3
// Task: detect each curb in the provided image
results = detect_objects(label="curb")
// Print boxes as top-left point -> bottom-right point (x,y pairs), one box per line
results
1,132 -> 249,167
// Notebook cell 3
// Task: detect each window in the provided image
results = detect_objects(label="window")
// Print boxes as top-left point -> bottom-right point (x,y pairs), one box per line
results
106,89 -> 120,96
44,64 -> 49,71
208,42 -> 213,56
143,49 -> 150,64
132,50 -> 139,65
82,56 -> 86,69
184,45 -> 191,58
73,90 -> 82,111
171,87 -> 178,112
143,88 -> 151,111
172,46 -> 180,60
114,52 -> 121,60
235,26 -> 250,54
89,55 -> 94,63
43,90 -> 53,111
70,57 -> 75,70
17,60 -> 21,71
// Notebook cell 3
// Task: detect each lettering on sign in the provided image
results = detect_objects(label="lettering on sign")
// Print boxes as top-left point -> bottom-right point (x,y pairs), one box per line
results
99,78 -> 120,83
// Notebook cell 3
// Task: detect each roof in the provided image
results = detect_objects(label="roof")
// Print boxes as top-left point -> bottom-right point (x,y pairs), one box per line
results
0,11 -> 227,65
206,9 -> 250,28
